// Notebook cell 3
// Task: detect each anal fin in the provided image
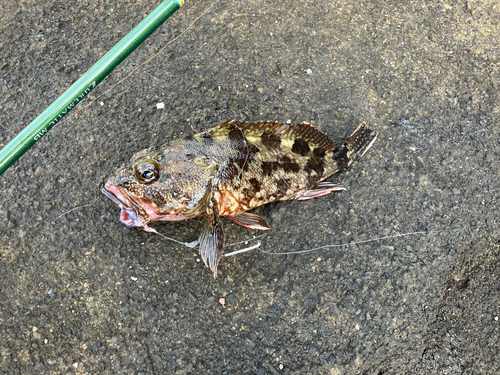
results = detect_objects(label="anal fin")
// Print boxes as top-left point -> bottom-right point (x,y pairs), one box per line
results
295,182 -> 345,201
199,198 -> 225,278
226,212 -> 271,230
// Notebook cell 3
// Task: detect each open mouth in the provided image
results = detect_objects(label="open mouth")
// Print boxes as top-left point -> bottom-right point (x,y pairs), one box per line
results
101,186 -> 148,228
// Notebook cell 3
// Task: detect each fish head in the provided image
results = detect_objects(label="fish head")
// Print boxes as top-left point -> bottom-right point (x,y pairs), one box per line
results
102,146 -> 195,230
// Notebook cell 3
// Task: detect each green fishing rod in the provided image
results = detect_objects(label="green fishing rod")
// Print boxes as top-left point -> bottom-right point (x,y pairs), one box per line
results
0,0 -> 185,176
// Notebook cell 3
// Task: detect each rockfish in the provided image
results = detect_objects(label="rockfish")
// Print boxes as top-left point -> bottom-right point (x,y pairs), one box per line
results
102,120 -> 377,276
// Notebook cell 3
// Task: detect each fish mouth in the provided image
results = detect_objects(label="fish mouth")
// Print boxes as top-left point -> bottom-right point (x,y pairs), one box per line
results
101,184 -> 150,229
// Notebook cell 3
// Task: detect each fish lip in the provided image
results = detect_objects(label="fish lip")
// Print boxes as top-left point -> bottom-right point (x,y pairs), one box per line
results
101,186 -> 128,210
101,183 -> 150,228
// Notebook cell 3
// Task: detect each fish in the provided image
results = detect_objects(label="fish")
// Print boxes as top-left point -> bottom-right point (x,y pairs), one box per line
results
102,120 -> 377,277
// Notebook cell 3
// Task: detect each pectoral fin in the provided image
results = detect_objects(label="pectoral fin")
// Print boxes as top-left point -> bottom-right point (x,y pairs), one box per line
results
199,198 -> 225,278
226,212 -> 271,230
295,182 -> 345,201
182,179 -> 214,217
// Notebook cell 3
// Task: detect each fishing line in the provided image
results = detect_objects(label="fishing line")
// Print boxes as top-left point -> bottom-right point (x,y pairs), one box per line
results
148,227 -> 199,248
51,201 -> 499,257
50,199 -> 263,251
151,227 -> 265,253
51,204 -> 94,223
224,221 -> 500,257
225,242 -> 262,256
258,222 -> 499,255
225,234 -> 266,248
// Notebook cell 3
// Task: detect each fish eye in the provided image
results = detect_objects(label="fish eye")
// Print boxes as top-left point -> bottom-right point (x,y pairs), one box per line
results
135,159 -> 160,184
141,170 -> 154,180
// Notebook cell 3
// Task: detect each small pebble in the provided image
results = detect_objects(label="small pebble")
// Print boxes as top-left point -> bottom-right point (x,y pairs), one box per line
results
156,102 -> 165,109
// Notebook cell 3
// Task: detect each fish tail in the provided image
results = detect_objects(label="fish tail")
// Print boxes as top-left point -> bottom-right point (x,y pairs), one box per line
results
333,122 -> 377,170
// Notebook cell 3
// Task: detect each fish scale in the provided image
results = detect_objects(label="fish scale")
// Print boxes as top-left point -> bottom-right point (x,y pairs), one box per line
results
103,120 -> 377,277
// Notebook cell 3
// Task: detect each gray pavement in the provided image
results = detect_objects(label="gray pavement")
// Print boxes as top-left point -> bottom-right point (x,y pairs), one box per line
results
1,0 -> 499,373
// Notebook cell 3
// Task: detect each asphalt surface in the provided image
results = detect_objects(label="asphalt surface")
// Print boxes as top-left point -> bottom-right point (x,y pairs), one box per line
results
1,0 -> 500,374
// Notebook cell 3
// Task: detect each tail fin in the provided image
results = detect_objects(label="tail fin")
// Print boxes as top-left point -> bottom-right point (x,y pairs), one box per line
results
332,122 -> 377,170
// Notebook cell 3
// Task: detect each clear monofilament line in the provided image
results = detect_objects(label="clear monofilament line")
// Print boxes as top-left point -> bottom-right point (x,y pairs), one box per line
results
225,243 -> 262,257
149,227 -> 199,248
150,227 -> 264,252
259,222 -> 499,255
225,234 -> 266,248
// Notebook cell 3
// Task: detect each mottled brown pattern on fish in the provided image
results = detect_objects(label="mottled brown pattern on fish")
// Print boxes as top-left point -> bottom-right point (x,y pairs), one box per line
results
291,139 -> 311,156
103,119 -> 377,277
313,147 -> 326,158
304,155 -> 325,176
248,178 -> 261,192
215,122 -> 334,214
276,178 -> 291,198
261,132 -> 281,150
280,155 -> 301,173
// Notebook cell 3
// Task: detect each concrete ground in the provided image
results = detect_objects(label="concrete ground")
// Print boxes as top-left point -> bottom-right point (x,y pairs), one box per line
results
1,0 -> 499,373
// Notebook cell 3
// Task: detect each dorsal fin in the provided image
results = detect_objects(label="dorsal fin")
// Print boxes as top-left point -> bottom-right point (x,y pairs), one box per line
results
279,121 -> 336,151
193,121 -> 335,151
193,120 -> 288,139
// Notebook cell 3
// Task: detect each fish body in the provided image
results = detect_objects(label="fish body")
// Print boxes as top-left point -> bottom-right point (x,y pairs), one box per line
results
103,120 -> 377,276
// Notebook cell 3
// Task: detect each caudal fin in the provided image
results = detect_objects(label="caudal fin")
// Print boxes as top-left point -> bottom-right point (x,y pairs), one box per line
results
332,122 -> 377,170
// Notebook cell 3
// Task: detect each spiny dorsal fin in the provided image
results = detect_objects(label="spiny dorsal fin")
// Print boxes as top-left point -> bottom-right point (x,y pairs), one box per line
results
194,121 -> 336,151
194,120 -> 288,139
280,121 -> 336,152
